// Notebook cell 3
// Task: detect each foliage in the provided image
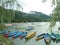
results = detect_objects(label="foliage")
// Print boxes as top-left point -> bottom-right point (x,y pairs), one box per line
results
13,11 -> 51,22
0,0 -> 22,45
0,24 -> 7,31
0,24 -> 13,45
0,0 -> 22,23
0,34 -> 13,45
42,0 -> 60,32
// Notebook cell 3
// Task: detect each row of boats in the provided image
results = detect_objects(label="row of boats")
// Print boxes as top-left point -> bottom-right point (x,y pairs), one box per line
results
36,32 -> 60,44
0,30 -> 60,44
0,30 -> 36,39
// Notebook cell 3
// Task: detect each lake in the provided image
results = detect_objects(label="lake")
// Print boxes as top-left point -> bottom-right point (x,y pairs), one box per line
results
7,22 -> 60,45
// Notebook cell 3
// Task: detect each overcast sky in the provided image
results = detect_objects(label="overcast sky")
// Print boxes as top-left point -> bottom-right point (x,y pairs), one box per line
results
18,0 -> 54,15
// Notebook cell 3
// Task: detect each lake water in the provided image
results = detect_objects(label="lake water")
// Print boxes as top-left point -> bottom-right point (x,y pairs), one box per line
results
7,22 -> 60,45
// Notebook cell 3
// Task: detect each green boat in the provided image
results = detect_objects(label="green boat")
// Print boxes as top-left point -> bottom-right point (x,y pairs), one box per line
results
55,34 -> 60,43
50,33 -> 60,43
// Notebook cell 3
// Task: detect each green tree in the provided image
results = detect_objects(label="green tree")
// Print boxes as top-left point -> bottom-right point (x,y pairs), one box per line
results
42,0 -> 60,32
0,0 -> 22,45
0,0 -> 22,23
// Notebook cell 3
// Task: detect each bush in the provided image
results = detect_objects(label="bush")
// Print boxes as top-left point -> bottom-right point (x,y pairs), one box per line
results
0,24 -> 8,31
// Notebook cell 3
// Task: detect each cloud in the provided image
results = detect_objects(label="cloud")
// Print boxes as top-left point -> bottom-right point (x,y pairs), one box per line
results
18,0 -> 54,15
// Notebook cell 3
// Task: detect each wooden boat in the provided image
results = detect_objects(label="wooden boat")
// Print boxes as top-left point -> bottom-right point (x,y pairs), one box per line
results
20,32 -> 28,39
35,36 -> 44,41
12,32 -> 23,39
35,33 -> 45,41
37,33 -> 45,37
44,33 -> 51,45
25,32 -> 36,39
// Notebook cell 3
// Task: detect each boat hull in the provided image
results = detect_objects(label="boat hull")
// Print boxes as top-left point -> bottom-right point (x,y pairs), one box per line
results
12,32 -> 22,39
25,32 -> 36,39
35,36 -> 44,41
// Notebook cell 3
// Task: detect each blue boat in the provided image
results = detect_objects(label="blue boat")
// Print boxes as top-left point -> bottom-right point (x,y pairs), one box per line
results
50,32 -> 56,41
20,32 -> 28,39
5,31 -> 19,37
3,30 -> 10,35
0,31 -> 4,34
37,33 -> 45,37
54,34 -> 60,43
44,33 -> 51,45
26,26 -> 33,30
12,32 -> 23,39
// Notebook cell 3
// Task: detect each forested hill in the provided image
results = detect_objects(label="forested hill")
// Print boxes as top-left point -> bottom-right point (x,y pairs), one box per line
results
13,10 -> 51,22
0,6 -> 51,22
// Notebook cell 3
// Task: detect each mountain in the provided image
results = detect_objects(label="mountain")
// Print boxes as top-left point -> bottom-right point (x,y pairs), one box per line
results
0,6 -> 51,22
12,10 -> 51,22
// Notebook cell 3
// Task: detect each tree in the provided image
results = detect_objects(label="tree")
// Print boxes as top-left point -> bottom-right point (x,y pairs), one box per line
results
0,0 -> 22,45
0,0 -> 22,23
42,0 -> 60,32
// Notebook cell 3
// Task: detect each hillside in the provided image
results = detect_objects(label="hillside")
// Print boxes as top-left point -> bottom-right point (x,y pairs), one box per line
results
0,6 -> 51,22
12,10 -> 51,22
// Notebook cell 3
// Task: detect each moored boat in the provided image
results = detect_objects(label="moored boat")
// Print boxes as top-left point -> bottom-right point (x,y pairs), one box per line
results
12,32 -> 23,39
37,33 -> 45,37
35,36 -> 44,41
35,33 -> 45,41
44,33 -> 51,45
20,32 -> 28,39
0,31 -> 4,34
5,31 -> 18,37
50,32 -> 56,41
25,32 -> 36,39
3,30 -> 10,35
26,26 -> 33,30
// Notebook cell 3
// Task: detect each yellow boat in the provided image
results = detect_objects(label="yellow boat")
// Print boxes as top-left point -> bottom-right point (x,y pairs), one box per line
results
25,32 -> 36,39
35,36 -> 44,41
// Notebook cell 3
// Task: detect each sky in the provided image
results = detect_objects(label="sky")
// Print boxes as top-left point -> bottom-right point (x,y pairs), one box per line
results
18,0 -> 54,15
